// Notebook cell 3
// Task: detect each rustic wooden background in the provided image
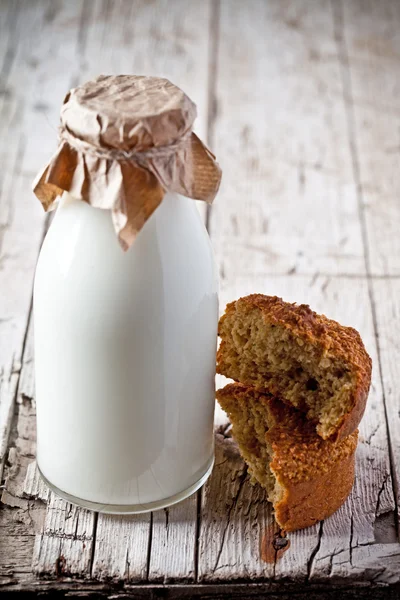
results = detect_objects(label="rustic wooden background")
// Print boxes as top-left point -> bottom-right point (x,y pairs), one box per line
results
1,0 -> 399,597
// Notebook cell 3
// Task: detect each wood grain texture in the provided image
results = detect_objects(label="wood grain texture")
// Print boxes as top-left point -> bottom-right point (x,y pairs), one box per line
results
198,430 -> 275,582
199,0 -> 399,585
1,0 -> 214,586
0,0 -> 56,584
32,495 -> 96,578
148,498 -> 198,583
0,0 -> 46,480
0,0 -> 98,579
330,0 -> 400,551
1,316 -> 97,580
92,513 -> 150,582
208,0 -> 365,281
0,0 -> 400,595
331,0 -> 400,546
0,320 -> 44,590
372,279 -> 400,524
336,0 -> 400,276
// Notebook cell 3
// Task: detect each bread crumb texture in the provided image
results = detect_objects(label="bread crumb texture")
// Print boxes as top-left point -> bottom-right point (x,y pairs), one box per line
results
217,383 -> 358,531
217,294 -> 372,440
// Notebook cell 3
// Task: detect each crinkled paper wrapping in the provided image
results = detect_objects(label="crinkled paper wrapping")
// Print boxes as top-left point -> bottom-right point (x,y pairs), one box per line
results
33,75 -> 221,250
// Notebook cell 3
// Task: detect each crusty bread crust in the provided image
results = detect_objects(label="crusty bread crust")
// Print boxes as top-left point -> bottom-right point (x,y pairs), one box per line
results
273,453 -> 355,531
217,294 -> 372,441
217,383 -> 358,532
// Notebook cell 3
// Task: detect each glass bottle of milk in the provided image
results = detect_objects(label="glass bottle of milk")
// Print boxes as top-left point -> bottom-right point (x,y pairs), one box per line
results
32,75 -> 221,512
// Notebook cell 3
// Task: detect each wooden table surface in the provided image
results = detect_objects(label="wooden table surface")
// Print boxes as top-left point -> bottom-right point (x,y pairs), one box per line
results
1,0 -> 400,597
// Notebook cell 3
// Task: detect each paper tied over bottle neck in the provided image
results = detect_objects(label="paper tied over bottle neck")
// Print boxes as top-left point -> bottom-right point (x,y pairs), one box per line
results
33,75 -> 222,250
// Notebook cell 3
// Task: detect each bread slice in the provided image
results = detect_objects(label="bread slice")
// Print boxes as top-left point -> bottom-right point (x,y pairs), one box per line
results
217,294 -> 371,440
217,383 -> 358,531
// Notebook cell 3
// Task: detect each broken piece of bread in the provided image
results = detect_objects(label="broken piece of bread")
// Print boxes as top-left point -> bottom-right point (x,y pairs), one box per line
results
217,383 -> 358,531
217,295 -> 371,440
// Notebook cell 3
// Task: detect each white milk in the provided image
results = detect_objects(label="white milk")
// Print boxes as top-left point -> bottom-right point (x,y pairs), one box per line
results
34,192 -> 218,511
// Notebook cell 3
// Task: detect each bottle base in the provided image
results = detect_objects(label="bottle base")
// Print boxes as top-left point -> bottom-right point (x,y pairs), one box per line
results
37,456 -> 215,514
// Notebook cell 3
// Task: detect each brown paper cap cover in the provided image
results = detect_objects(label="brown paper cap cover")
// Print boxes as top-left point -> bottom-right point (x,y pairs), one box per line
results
33,75 -> 221,250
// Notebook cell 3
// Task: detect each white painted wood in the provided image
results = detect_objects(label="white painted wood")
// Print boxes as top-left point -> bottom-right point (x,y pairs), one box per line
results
0,0 -> 47,478
32,494 -> 96,577
371,279 -> 400,515
0,372 -> 19,482
199,0 -> 398,584
292,276 -> 395,582
331,0 -> 400,546
1,317 -> 96,578
92,513 -> 150,582
23,461 -> 50,503
0,0 -> 83,464
148,497 -> 198,582
2,320 -> 49,504
209,0 -> 365,281
0,0 -> 98,579
338,0 -> 400,275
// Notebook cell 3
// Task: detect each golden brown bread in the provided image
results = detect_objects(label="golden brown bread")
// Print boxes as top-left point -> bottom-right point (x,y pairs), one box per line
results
217,383 -> 358,531
217,294 -> 372,440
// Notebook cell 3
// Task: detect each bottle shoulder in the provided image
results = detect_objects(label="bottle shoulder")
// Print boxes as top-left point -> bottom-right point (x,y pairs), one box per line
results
35,193 -> 218,298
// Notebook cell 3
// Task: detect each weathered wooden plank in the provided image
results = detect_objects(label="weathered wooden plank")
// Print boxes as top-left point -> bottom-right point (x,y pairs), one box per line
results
199,274 -> 397,584
0,526 -> 36,589
326,0 -> 400,557
198,428 -> 275,581
32,495 -> 96,578
0,0 -> 103,581
0,317 -> 47,589
23,461 -> 50,502
0,4 -> 48,572
208,0 -> 365,281
0,0 -> 84,469
332,0 -> 400,541
0,372 -> 19,483
200,0 -> 397,584
371,279 -> 400,518
148,497 -> 198,582
336,0 -> 400,276
199,0 -> 398,586
1,313 -> 97,580
91,513 -> 150,582
1,314 -> 97,579
0,581 -> 399,599
3,319 -> 48,505
0,0 -> 46,479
